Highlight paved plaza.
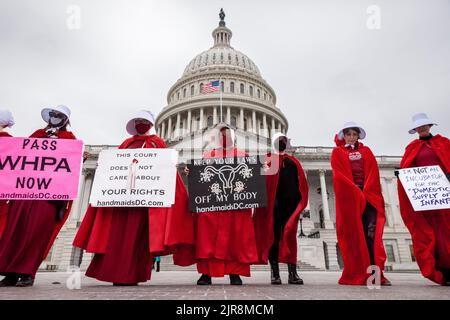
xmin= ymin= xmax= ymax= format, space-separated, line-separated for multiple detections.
xmin=0 ymin=271 xmax=448 ymax=300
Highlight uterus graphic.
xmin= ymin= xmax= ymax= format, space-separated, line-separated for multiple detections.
xmin=203 ymin=163 xmax=249 ymax=194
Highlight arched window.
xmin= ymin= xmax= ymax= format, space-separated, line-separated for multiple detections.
xmin=230 ymin=82 xmax=235 ymax=93
xmin=249 ymin=86 xmax=254 ymax=97
xmin=200 ymin=83 xmax=204 ymax=93
xmin=221 ymin=81 xmax=225 ymax=92
xmin=231 ymin=116 xmax=237 ymax=128
xmin=191 ymin=85 xmax=195 ymax=96
xmin=257 ymin=89 xmax=261 ymax=99
xmin=207 ymin=116 xmax=213 ymax=127
xmin=177 ymin=91 xmax=180 ymax=100
xmin=264 ymin=92 xmax=267 ymax=100
xmin=183 ymin=88 xmax=186 ymax=98
xmin=240 ymin=83 xmax=245 ymax=94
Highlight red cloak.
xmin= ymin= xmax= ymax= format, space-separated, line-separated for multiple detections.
xmin=73 ymin=135 xmax=196 ymax=266
xmin=331 ymin=137 xmax=388 ymax=285
xmin=398 ymin=134 xmax=450 ymax=285
xmin=253 ymin=153 xmax=309 ymax=265
xmin=0 ymin=132 xmax=13 ymax=239
xmin=194 ymin=147 xmax=259 ymax=277
xmin=0 ymin=129 xmax=75 ymax=261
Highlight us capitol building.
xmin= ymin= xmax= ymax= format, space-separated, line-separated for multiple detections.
xmin=44 ymin=10 xmax=419 ymax=273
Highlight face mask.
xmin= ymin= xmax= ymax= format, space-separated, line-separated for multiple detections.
xmin=277 ymin=139 xmax=287 ymax=152
xmin=49 ymin=116 xmax=66 ymax=128
xmin=135 ymin=123 xmax=151 ymax=135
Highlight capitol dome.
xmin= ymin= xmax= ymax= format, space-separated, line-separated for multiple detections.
xmin=155 ymin=9 xmax=288 ymax=149
xmin=182 ymin=47 xmax=261 ymax=78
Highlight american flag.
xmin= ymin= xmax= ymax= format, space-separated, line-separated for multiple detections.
xmin=201 ymin=80 xmax=221 ymax=93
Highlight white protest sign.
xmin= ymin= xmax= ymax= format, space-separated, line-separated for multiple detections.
xmin=398 ymin=165 xmax=450 ymax=211
xmin=89 ymin=148 xmax=178 ymax=207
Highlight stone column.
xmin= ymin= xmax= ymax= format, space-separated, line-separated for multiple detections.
xmin=271 ymin=117 xmax=275 ymax=138
xmin=187 ymin=110 xmax=192 ymax=134
xmin=240 ymin=108 xmax=244 ymax=130
xmin=79 ymin=170 xmax=94 ymax=221
xmin=226 ymin=106 xmax=231 ymax=125
xmin=176 ymin=113 xmax=181 ymax=138
xmin=161 ymin=120 xmax=166 ymax=139
xmin=319 ymin=169 xmax=334 ymax=229
xmin=381 ymin=177 xmax=393 ymax=227
xmin=200 ymin=108 xmax=204 ymax=130
xmin=263 ymin=114 xmax=267 ymax=137
xmin=277 ymin=121 xmax=282 ymax=132
xmin=252 ymin=110 xmax=257 ymax=134
xmin=303 ymin=170 xmax=311 ymax=212
xmin=68 ymin=172 xmax=86 ymax=224
xmin=213 ymin=107 xmax=218 ymax=124
xmin=167 ymin=117 xmax=172 ymax=140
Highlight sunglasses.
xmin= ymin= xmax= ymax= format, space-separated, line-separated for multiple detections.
xmin=49 ymin=111 xmax=65 ymax=118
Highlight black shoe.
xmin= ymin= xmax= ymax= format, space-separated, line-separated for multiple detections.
xmin=382 ymin=278 xmax=392 ymax=286
xmin=0 ymin=275 xmax=19 ymax=287
xmin=270 ymin=260 xmax=282 ymax=285
xmin=197 ymin=274 xmax=212 ymax=285
xmin=229 ymin=274 xmax=242 ymax=285
xmin=440 ymin=268 xmax=450 ymax=286
xmin=288 ymin=264 xmax=304 ymax=285
xmin=15 ymin=276 xmax=34 ymax=287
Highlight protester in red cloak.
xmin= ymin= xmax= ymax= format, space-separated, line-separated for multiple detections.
xmin=185 ymin=123 xmax=259 ymax=285
xmin=253 ymin=132 xmax=309 ymax=285
xmin=73 ymin=110 xmax=195 ymax=285
xmin=0 ymin=105 xmax=78 ymax=287
xmin=0 ymin=110 xmax=15 ymax=241
xmin=397 ymin=113 xmax=450 ymax=286
xmin=331 ymin=122 xmax=390 ymax=286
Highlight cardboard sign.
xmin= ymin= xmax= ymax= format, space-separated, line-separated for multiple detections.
xmin=89 ymin=148 xmax=178 ymax=207
xmin=187 ymin=155 xmax=267 ymax=213
xmin=0 ymin=137 xmax=84 ymax=200
xmin=398 ymin=165 xmax=450 ymax=211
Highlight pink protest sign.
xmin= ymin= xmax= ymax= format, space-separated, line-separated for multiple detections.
xmin=0 ymin=137 xmax=84 ymax=200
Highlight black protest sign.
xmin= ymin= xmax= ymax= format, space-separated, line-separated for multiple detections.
xmin=187 ymin=155 xmax=267 ymax=213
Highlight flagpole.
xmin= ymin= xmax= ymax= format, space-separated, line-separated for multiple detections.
xmin=219 ymin=76 xmax=223 ymax=123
